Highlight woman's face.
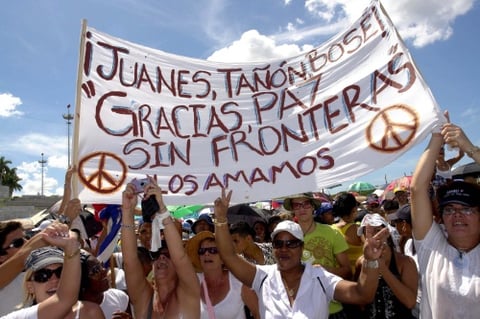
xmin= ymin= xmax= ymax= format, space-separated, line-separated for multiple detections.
xmin=26 ymin=263 xmax=63 ymax=303
xmin=272 ymin=232 xmax=303 ymax=271
xmin=254 ymin=222 xmax=266 ymax=241
xmin=85 ymin=257 xmax=109 ymax=293
xmin=231 ymin=233 xmax=248 ymax=254
xmin=199 ymin=239 xmax=221 ymax=270
xmin=0 ymin=228 xmax=25 ymax=265
xmin=152 ymin=248 xmax=177 ymax=281
xmin=442 ymin=204 xmax=480 ymax=239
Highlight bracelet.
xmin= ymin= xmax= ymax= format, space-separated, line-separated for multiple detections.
xmin=162 ymin=216 xmax=176 ymax=226
xmin=214 ymin=220 xmax=228 ymax=226
xmin=57 ymin=215 xmax=71 ymax=225
xmin=65 ymin=247 xmax=81 ymax=259
xmin=466 ymin=145 xmax=480 ymax=158
xmin=159 ymin=206 xmax=168 ymax=214
xmin=363 ymin=259 xmax=379 ymax=269
xmin=121 ymin=224 xmax=136 ymax=230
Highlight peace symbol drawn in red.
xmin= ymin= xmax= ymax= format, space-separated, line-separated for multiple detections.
xmin=366 ymin=104 xmax=418 ymax=152
xmin=78 ymin=152 xmax=128 ymax=194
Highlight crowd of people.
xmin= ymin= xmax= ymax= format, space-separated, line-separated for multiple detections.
xmin=0 ymin=121 xmax=479 ymax=319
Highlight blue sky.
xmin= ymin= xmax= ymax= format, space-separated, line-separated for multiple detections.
xmin=1 ymin=0 xmax=479 ymax=198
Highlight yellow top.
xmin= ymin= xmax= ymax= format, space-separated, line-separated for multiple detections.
xmin=332 ymin=223 xmax=363 ymax=274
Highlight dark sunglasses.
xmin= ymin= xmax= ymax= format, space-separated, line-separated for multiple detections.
xmin=0 ymin=238 xmax=25 ymax=256
xmin=291 ymin=201 xmax=313 ymax=210
xmin=272 ymin=239 xmax=303 ymax=249
xmin=149 ymin=249 xmax=170 ymax=261
xmin=198 ymin=247 xmax=219 ymax=255
xmin=32 ymin=266 xmax=63 ymax=283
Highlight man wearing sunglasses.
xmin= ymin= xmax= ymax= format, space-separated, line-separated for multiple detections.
xmin=214 ymin=189 xmax=389 ymax=319
xmin=0 ymin=221 xmax=51 ymax=316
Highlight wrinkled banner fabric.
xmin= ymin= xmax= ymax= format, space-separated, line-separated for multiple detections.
xmin=73 ymin=0 xmax=442 ymax=205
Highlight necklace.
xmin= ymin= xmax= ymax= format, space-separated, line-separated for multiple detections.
xmin=303 ymin=220 xmax=315 ymax=235
xmin=281 ymin=269 xmax=303 ymax=298
xmin=282 ymin=278 xmax=298 ymax=297
xmin=286 ymin=286 xmax=296 ymax=297
xmin=454 ymin=250 xmax=469 ymax=269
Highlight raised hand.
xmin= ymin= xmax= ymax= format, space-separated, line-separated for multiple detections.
xmin=65 ymin=164 xmax=76 ymax=182
xmin=213 ymin=188 xmax=232 ymax=221
xmin=122 ymin=183 xmax=138 ymax=214
xmin=144 ymin=176 xmax=167 ymax=213
xmin=363 ymin=226 xmax=389 ymax=261
xmin=40 ymin=222 xmax=79 ymax=252
xmin=442 ymin=123 xmax=473 ymax=151
xmin=63 ymin=198 xmax=82 ymax=223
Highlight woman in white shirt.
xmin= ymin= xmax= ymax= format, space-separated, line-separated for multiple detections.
xmin=186 ymin=231 xmax=259 ymax=319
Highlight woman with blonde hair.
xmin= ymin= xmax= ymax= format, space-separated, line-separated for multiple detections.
xmin=121 ymin=178 xmax=200 ymax=319
xmin=186 ymin=231 xmax=259 ymax=319
xmin=4 ymin=219 xmax=104 ymax=319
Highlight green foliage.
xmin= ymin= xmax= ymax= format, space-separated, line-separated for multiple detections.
xmin=0 ymin=156 xmax=22 ymax=197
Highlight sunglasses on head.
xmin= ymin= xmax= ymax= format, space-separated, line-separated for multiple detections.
xmin=88 ymin=263 xmax=104 ymax=277
xmin=198 ymin=247 xmax=218 ymax=255
xmin=32 ymin=266 xmax=63 ymax=283
xmin=272 ymin=239 xmax=303 ymax=249
xmin=149 ymin=249 xmax=170 ymax=261
xmin=0 ymin=238 xmax=25 ymax=256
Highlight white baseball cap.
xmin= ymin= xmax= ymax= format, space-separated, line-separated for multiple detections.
xmin=271 ymin=220 xmax=304 ymax=241
xmin=357 ymin=213 xmax=388 ymax=236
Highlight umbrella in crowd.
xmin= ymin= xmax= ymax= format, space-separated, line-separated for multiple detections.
xmin=168 ymin=205 xmax=205 ymax=218
xmin=451 ymin=161 xmax=480 ymax=179
xmin=227 ymin=204 xmax=268 ymax=227
xmin=383 ymin=175 xmax=412 ymax=200
xmin=312 ymin=192 xmax=332 ymax=203
xmin=347 ymin=181 xmax=376 ymax=196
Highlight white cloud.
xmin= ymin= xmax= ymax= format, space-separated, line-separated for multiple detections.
xmin=305 ymin=0 xmax=346 ymax=22
xmin=0 ymin=92 xmax=23 ymax=117
xmin=5 ymin=134 xmax=67 ymax=196
xmin=204 ymin=0 xmax=474 ymax=64
xmin=16 ymin=161 xmax=39 ymax=175
xmin=286 ymin=22 xmax=296 ymax=32
xmin=48 ymin=155 xmax=69 ymax=170
xmin=300 ymin=0 xmax=475 ymax=48
xmin=4 ymin=133 xmax=66 ymax=157
xmin=461 ymin=107 xmax=479 ymax=118
xmin=208 ymin=30 xmax=314 ymax=62
xmin=15 ymin=160 xmax=61 ymax=196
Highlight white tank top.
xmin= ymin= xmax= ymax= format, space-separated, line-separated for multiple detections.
xmin=198 ymin=272 xmax=246 ymax=319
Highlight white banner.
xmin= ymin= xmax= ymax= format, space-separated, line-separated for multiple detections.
xmin=74 ymin=0 xmax=442 ymax=205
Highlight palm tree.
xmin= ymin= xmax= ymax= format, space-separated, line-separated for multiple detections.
xmin=2 ymin=168 xmax=22 ymax=197
xmin=0 ymin=156 xmax=12 ymax=180
xmin=0 ymin=156 xmax=22 ymax=197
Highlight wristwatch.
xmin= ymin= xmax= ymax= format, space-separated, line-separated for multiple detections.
xmin=57 ymin=215 xmax=71 ymax=225
xmin=364 ymin=259 xmax=379 ymax=269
